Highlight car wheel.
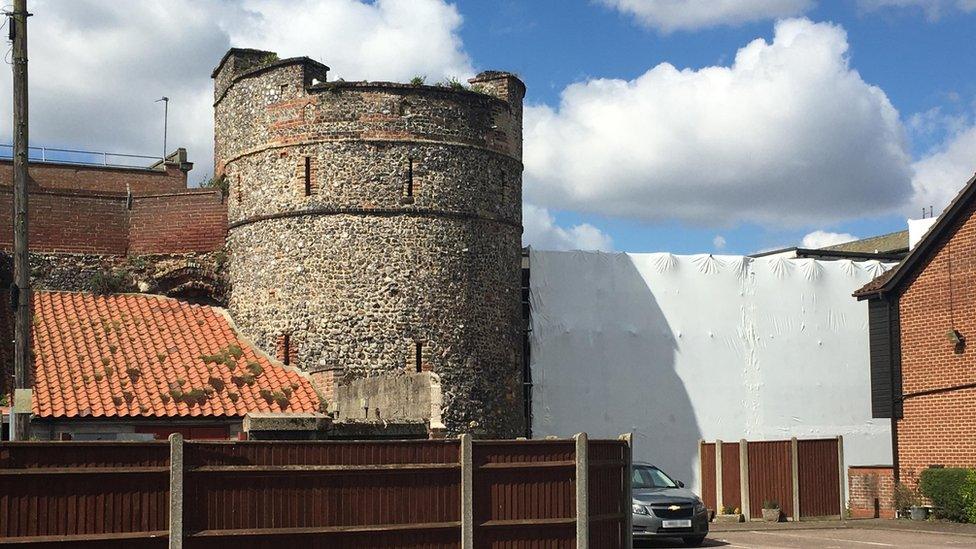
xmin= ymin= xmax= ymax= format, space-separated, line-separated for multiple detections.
xmin=683 ymin=535 xmax=706 ymax=547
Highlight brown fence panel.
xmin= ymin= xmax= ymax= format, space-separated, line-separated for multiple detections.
xmin=699 ymin=443 xmax=716 ymax=511
xmin=473 ymin=440 xmax=576 ymax=549
xmin=747 ymin=441 xmax=793 ymax=520
xmin=720 ymin=442 xmax=741 ymax=512
xmin=182 ymin=440 xmax=461 ymax=548
xmin=1 ymin=437 xmax=628 ymax=548
xmin=0 ymin=442 xmax=169 ymax=547
xmin=798 ymin=438 xmax=840 ymax=518
xmin=588 ymin=440 xmax=627 ymax=549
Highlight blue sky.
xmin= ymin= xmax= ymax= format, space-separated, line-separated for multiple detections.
xmin=453 ymin=0 xmax=976 ymax=253
xmin=4 ymin=0 xmax=976 ymax=256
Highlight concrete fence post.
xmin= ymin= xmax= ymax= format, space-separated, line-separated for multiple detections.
xmin=575 ymin=433 xmax=589 ymax=549
xmin=715 ymin=440 xmax=724 ymax=513
xmin=739 ymin=439 xmax=750 ymax=521
xmin=619 ymin=433 xmax=633 ymax=549
xmin=791 ymin=437 xmax=800 ymax=521
xmin=168 ymin=433 xmax=184 ymax=549
xmin=837 ymin=435 xmax=846 ymax=519
xmin=460 ymin=434 xmax=474 ymax=549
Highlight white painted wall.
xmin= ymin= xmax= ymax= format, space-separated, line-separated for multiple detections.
xmin=529 ymin=251 xmax=893 ymax=496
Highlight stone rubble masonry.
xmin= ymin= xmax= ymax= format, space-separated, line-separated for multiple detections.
xmin=896 ymin=190 xmax=976 ymax=485
xmin=848 ymin=466 xmax=895 ymax=519
xmin=0 ymin=251 xmax=228 ymax=304
xmin=214 ymin=48 xmax=526 ymax=437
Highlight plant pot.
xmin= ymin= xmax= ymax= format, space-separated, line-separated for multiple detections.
xmin=762 ymin=508 xmax=782 ymax=522
xmin=714 ymin=513 xmax=744 ymax=523
xmin=910 ymin=506 xmax=928 ymax=521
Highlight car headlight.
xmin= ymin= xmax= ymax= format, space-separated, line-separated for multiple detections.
xmin=632 ymin=502 xmax=650 ymax=515
xmin=694 ymin=500 xmax=706 ymax=514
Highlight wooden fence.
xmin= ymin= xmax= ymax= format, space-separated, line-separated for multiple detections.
xmin=699 ymin=437 xmax=844 ymax=521
xmin=0 ymin=434 xmax=631 ymax=548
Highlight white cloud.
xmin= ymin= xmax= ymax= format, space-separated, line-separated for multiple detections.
xmin=600 ymin=0 xmax=813 ymax=32
xmin=909 ymin=123 xmax=976 ymax=215
xmin=0 ymin=0 xmax=472 ymax=178
xmin=523 ymin=204 xmax=614 ymax=251
xmin=231 ymin=0 xmax=473 ymax=83
xmin=857 ymin=0 xmax=976 ymax=20
xmin=523 ymin=18 xmax=913 ymax=228
xmin=801 ymin=230 xmax=857 ymax=249
xmin=712 ymin=235 xmax=727 ymax=250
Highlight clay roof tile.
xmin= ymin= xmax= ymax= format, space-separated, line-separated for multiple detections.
xmin=0 ymin=291 xmax=320 ymax=419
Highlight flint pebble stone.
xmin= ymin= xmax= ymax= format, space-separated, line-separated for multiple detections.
xmin=213 ymin=49 xmax=526 ymax=437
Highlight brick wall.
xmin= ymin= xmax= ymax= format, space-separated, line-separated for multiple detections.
xmin=129 ymin=190 xmax=227 ymax=254
xmin=0 ymin=159 xmax=188 ymax=194
xmin=897 ymin=197 xmax=976 ymax=484
xmin=848 ymin=466 xmax=895 ymax=519
xmin=0 ymin=186 xmax=226 ymax=256
xmin=0 ymin=188 xmax=129 ymax=254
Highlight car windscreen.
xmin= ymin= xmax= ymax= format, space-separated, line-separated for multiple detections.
xmin=632 ymin=465 xmax=678 ymax=489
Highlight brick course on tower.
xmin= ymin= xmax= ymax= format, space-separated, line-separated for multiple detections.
xmin=212 ymin=48 xmax=526 ymax=437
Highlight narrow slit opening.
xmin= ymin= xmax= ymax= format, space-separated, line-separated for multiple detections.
xmin=282 ymin=334 xmax=291 ymax=365
xmin=414 ymin=341 xmax=423 ymax=373
xmin=406 ymin=159 xmax=414 ymax=197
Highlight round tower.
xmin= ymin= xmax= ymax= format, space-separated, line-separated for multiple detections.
xmin=212 ymin=49 xmax=525 ymax=436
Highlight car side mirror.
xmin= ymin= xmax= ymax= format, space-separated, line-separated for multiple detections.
xmin=677 ymin=480 xmax=685 ymax=488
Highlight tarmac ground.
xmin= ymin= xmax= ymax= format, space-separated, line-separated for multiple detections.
xmin=634 ymin=519 xmax=976 ymax=548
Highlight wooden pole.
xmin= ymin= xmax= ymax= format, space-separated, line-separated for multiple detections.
xmin=9 ymin=0 xmax=31 ymax=441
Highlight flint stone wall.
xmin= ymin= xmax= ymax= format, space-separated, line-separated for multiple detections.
xmin=214 ymin=51 xmax=526 ymax=437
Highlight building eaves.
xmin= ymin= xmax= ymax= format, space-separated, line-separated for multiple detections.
xmin=854 ymin=172 xmax=976 ymax=300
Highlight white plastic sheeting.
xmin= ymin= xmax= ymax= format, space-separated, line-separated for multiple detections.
xmin=529 ymin=251 xmax=893 ymax=494
xmin=909 ymin=217 xmax=938 ymax=250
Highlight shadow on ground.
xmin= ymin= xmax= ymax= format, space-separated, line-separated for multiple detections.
xmin=634 ymin=535 xmax=729 ymax=548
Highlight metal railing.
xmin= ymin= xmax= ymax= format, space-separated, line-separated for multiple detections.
xmin=0 ymin=144 xmax=164 ymax=169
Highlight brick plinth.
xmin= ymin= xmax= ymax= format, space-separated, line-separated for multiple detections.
xmin=848 ymin=466 xmax=895 ymax=519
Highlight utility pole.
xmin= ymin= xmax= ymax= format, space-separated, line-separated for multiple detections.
xmin=9 ymin=0 xmax=30 ymax=441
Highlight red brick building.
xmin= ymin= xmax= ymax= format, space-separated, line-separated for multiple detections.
xmin=0 ymin=149 xmax=226 ymax=256
xmin=856 ymin=172 xmax=976 ymax=487
xmin=0 ymin=148 xmax=275 ymax=439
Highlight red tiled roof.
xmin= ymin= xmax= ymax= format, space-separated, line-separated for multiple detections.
xmin=20 ymin=291 xmax=320 ymax=418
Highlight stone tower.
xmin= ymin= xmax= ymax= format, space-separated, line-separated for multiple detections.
xmin=212 ymin=49 xmax=525 ymax=436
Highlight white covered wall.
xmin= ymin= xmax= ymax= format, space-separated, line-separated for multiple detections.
xmin=529 ymin=251 xmax=893 ymax=495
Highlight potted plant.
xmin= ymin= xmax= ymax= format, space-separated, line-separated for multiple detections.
xmin=910 ymin=503 xmax=929 ymax=521
xmin=714 ymin=505 xmax=744 ymax=523
xmin=762 ymin=500 xmax=782 ymax=522
xmin=893 ymin=482 xmax=927 ymax=520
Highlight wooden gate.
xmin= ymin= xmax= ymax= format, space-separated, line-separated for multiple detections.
xmin=699 ymin=437 xmax=843 ymax=520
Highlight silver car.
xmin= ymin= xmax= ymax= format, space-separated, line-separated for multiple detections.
xmin=632 ymin=462 xmax=709 ymax=547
